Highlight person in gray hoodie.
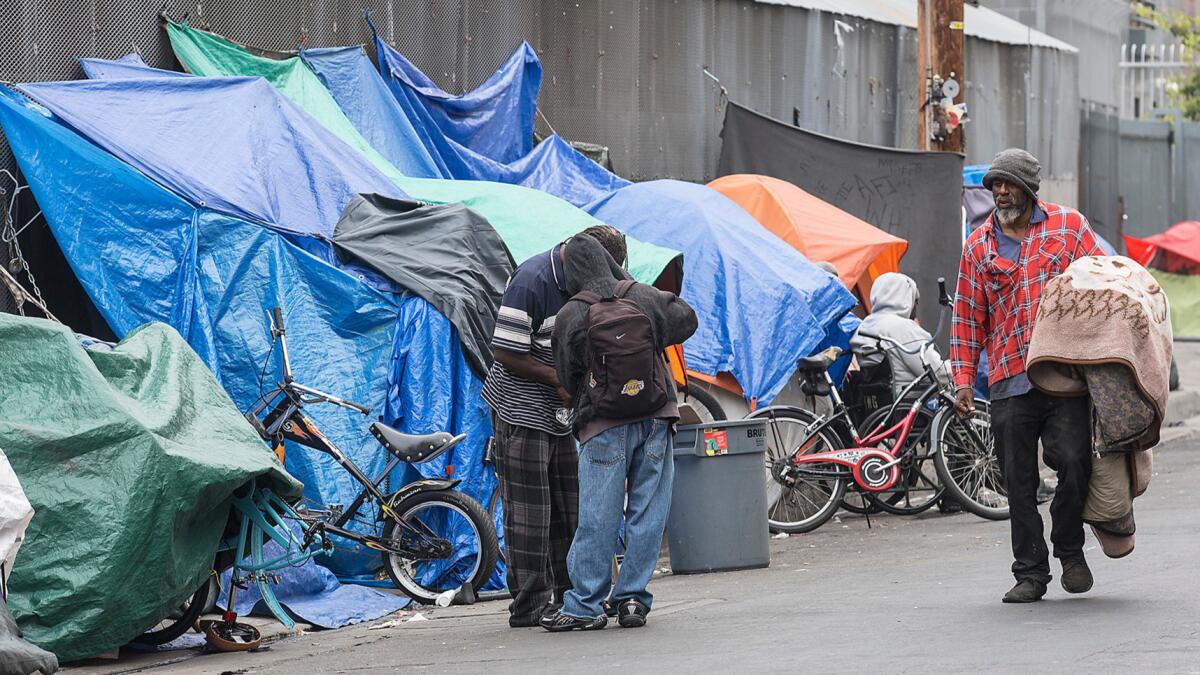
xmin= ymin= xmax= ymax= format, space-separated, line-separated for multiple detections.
xmin=541 ymin=234 xmax=697 ymax=632
xmin=849 ymin=272 xmax=951 ymax=397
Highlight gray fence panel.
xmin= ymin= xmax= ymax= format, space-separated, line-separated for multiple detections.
xmin=1175 ymin=120 xmax=1200 ymax=225
xmin=1118 ymin=118 xmax=1174 ymax=238
xmin=1079 ymin=106 xmax=1121 ymax=245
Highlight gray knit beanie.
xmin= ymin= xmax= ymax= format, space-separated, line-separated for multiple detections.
xmin=982 ymin=148 xmax=1041 ymax=199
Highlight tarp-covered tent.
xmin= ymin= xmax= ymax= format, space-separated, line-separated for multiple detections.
xmin=589 ymin=180 xmax=857 ymax=405
xmin=0 ymin=313 xmax=302 ymax=659
xmin=316 ymin=28 xmax=854 ymax=406
xmin=1127 ymin=221 xmax=1200 ymax=338
xmin=163 ymin=22 xmax=679 ymax=284
xmin=1125 ymin=221 xmax=1200 ymax=275
xmin=718 ymin=101 xmax=963 ymax=338
xmin=707 ymin=174 xmax=908 ymax=304
xmin=0 ymin=86 xmax=491 ymax=595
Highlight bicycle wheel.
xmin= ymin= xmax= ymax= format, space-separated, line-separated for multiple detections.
xmin=747 ymin=407 xmax=847 ymax=534
xmin=861 ymin=405 xmax=944 ymax=516
xmin=129 ymin=575 xmax=212 ymax=647
xmin=932 ymin=407 xmax=1010 ymax=520
xmin=381 ymin=489 xmax=499 ymax=603
xmin=679 ymin=382 xmax=728 ymax=422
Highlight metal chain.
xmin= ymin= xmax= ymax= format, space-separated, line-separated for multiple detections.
xmin=0 ymin=172 xmax=50 ymax=315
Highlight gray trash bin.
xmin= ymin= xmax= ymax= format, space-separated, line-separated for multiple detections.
xmin=666 ymin=419 xmax=770 ymax=574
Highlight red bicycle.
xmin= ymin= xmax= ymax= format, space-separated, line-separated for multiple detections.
xmin=749 ymin=279 xmax=1007 ymax=533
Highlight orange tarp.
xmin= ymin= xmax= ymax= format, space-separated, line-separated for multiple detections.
xmin=708 ymin=174 xmax=908 ymax=303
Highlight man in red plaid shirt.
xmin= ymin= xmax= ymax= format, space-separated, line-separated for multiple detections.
xmin=950 ymin=148 xmax=1105 ymax=604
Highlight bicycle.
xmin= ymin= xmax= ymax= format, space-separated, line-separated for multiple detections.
xmin=748 ymin=279 xmax=1008 ymax=533
xmin=132 ymin=307 xmax=499 ymax=647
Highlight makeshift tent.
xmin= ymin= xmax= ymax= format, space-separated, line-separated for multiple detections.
xmin=1125 ymin=221 xmax=1200 ymax=274
xmin=0 ymin=314 xmax=303 ymax=659
xmin=319 ymin=31 xmax=852 ymax=405
xmin=1126 ymin=222 xmax=1200 ymax=339
xmin=163 ymin=22 xmax=679 ymax=283
xmin=588 ymin=180 xmax=857 ymax=404
xmin=0 ymin=87 xmax=496 ymax=593
xmin=1149 ymin=271 xmax=1200 ymax=339
xmin=333 ymin=194 xmax=514 ymax=378
xmin=718 ymin=101 xmax=962 ymax=338
xmin=707 ymin=174 xmax=908 ymax=303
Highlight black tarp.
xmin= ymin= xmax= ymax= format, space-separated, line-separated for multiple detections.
xmin=717 ymin=101 xmax=964 ymax=337
xmin=332 ymin=194 xmax=515 ymax=378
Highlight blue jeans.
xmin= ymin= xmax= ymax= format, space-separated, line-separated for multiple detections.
xmin=561 ymin=419 xmax=674 ymax=619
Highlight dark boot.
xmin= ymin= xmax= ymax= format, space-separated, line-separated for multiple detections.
xmin=1060 ymin=555 xmax=1093 ymax=594
xmin=1002 ymin=579 xmax=1047 ymax=603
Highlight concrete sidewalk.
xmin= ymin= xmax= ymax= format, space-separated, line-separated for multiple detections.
xmin=69 ymin=434 xmax=1200 ymax=674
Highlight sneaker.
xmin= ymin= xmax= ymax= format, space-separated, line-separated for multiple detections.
xmin=1001 ymin=579 xmax=1047 ymax=604
xmin=509 ymin=601 xmax=561 ymax=628
xmin=540 ymin=609 xmax=607 ymax=632
xmin=616 ymin=599 xmax=649 ymax=628
xmin=1060 ymin=556 xmax=1093 ymax=594
xmin=602 ymin=600 xmax=618 ymax=618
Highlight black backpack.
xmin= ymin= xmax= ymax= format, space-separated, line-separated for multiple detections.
xmin=571 ymin=280 xmax=670 ymax=418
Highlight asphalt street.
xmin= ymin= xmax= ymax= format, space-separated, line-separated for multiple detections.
xmin=77 ymin=438 xmax=1200 ymax=674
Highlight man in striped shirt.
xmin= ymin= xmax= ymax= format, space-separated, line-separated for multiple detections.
xmin=483 ymin=225 xmax=629 ymax=628
xmin=950 ymin=148 xmax=1105 ymax=604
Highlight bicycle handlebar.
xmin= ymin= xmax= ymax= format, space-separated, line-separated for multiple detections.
xmin=272 ymin=306 xmax=285 ymax=334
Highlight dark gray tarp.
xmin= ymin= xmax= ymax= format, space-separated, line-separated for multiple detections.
xmin=717 ymin=101 xmax=964 ymax=337
xmin=332 ymin=194 xmax=515 ymax=378
xmin=0 ymin=602 xmax=56 ymax=675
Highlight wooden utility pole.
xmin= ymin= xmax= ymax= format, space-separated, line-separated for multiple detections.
xmin=917 ymin=0 xmax=966 ymax=152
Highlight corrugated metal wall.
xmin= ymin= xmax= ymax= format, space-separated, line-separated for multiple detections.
xmin=0 ymin=0 xmax=1078 ymax=185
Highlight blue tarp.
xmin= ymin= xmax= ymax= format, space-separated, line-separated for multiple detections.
xmin=80 ymin=53 xmax=191 ymax=80
xmin=341 ymin=29 xmax=854 ymax=404
xmin=587 ymin=180 xmax=858 ymax=404
xmin=963 ymin=164 xmax=988 ymax=187
xmin=0 ymin=87 xmax=412 ymax=621
xmin=370 ymin=17 xmax=539 ymax=163
xmin=22 ymin=76 xmax=403 ymax=241
xmin=306 ymin=41 xmax=629 ymax=207
xmin=9 ymin=78 xmax=503 ymax=588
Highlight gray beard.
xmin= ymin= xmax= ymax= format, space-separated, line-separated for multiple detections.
xmin=996 ymin=205 xmax=1024 ymax=226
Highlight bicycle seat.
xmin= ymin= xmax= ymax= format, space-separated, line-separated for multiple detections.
xmin=797 ymin=347 xmax=841 ymax=373
xmin=370 ymin=422 xmax=456 ymax=464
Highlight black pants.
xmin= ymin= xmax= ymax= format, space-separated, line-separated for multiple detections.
xmin=991 ymin=390 xmax=1092 ymax=585
xmin=492 ymin=415 xmax=579 ymax=624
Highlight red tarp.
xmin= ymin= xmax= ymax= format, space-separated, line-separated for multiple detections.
xmin=1125 ymin=221 xmax=1200 ymax=274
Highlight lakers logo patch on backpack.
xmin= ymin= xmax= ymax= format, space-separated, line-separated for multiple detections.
xmin=571 ymin=280 xmax=669 ymax=418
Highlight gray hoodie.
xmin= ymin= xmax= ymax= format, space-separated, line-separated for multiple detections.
xmin=849 ymin=272 xmax=951 ymax=395
xmin=553 ymin=234 xmax=698 ymax=442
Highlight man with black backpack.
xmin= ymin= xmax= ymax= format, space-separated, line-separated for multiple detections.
xmin=541 ymin=234 xmax=697 ymax=632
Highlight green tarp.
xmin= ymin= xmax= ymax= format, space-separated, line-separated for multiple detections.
xmin=0 ymin=315 xmax=300 ymax=660
xmin=1151 ymin=269 xmax=1200 ymax=339
xmin=165 ymin=22 xmax=681 ymax=284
